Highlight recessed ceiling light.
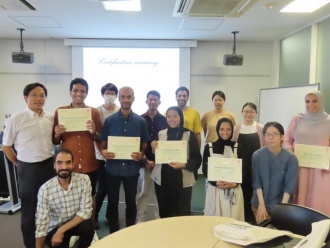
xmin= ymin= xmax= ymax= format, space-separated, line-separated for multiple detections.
xmin=281 ymin=0 xmax=330 ymax=12
xmin=102 ymin=0 xmax=141 ymax=12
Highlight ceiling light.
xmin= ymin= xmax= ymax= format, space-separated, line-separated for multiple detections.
xmin=102 ymin=0 xmax=141 ymax=11
xmin=281 ymin=0 xmax=330 ymax=12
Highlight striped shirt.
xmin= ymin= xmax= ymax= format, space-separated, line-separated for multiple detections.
xmin=35 ymin=173 xmax=92 ymax=238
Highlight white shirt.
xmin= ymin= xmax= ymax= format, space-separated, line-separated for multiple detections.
xmin=35 ymin=173 xmax=92 ymax=238
xmin=2 ymin=107 xmax=54 ymax=162
xmin=95 ymin=104 xmax=120 ymax=160
xmin=239 ymin=122 xmax=258 ymax=134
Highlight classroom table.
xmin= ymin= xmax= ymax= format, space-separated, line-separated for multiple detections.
xmin=89 ymin=216 xmax=248 ymax=248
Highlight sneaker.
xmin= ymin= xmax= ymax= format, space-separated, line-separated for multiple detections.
xmin=93 ymin=221 xmax=100 ymax=230
xmin=69 ymin=236 xmax=79 ymax=248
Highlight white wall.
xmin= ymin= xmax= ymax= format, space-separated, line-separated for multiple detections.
xmin=0 ymin=39 xmax=72 ymax=130
xmin=0 ymin=39 xmax=278 ymax=133
xmin=190 ymin=41 xmax=278 ymax=125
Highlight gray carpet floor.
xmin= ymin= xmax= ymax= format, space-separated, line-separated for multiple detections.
xmin=0 ymin=175 xmax=206 ymax=247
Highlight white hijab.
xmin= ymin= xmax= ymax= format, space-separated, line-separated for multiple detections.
xmin=293 ymin=90 xmax=330 ymax=145
xmin=298 ymin=90 xmax=330 ymax=123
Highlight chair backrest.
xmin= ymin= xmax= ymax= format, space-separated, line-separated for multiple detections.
xmin=271 ymin=203 xmax=330 ymax=242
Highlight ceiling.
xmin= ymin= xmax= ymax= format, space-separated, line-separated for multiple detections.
xmin=0 ymin=0 xmax=330 ymax=42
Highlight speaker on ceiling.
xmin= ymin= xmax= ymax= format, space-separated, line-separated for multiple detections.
xmin=12 ymin=52 xmax=34 ymax=64
xmin=223 ymin=54 xmax=243 ymax=66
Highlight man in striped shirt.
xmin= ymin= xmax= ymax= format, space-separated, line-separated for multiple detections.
xmin=35 ymin=149 xmax=94 ymax=248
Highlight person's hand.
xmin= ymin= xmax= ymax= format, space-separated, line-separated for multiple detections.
xmin=168 ymin=162 xmax=185 ymax=169
xmin=256 ymin=203 xmax=269 ymax=223
xmin=54 ymin=124 xmax=66 ymax=136
xmin=102 ymin=150 xmax=115 ymax=160
xmin=146 ymin=160 xmax=155 ymax=169
xmin=131 ymin=152 xmax=143 ymax=161
xmin=51 ymin=229 xmax=64 ymax=246
xmin=86 ymin=120 xmax=95 ymax=134
xmin=216 ymin=181 xmax=237 ymax=189
xmin=151 ymin=140 xmax=158 ymax=152
xmin=322 ymin=166 xmax=330 ymax=174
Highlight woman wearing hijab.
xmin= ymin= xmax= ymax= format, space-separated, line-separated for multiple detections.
xmin=284 ymin=90 xmax=330 ymax=216
xmin=202 ymin=118 xmax=244 ymax=221
xmin=151 ymin=106 xmax=202 ymax=218
xmin=232 ymin=103 xmax=265 ymax=224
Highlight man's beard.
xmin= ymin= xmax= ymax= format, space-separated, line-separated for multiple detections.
xmin=57 ymin=169 xmax=72 ymax=179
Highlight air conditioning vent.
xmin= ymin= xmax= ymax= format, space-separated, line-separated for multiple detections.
xmin=173 ymin=0 xmax=256 ymax=18
xmin=0 ymin=0 xmax=36 ymax=11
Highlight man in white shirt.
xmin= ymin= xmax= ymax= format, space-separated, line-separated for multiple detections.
xmin=2 ymin=83 xmax=55 ymax=248
xmin=94 ymin=83 xmax=120 ymax=229
xmin=35 ymin=149 xmax=94 ymax=248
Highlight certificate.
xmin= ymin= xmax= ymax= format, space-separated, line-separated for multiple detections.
xmin=207 ymin=157 xmax=242 ymax=183
xmin=155 ymin=141 xmax=187 ymax=164
xmin=107 ymin=136 xmax=140 ymax=160
xmin=294 ymin=144 xmax=330 ymax=169
xmin=58 ymin=108 xmax=91 ymax=132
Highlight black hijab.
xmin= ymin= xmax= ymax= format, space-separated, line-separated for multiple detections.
xmin=212 ymin=118 xmax=235 ymax=153
xmin=166 ymin=106 xmax=187 ymax=141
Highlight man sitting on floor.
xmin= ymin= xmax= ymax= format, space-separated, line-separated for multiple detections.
xmin=35 ymin=149 xmax=94 ymax=248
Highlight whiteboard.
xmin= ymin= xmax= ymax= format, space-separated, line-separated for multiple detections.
xmin=259 ymin=84 xmax=319 ymax=131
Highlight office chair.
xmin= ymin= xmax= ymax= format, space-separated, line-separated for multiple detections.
xmin=259 ymin=203 xmax=330 ymax=242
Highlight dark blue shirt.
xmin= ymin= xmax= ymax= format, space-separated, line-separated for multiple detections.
xmin=141 ymin=111 xmax=168 ymax=161
xmin=101 ymin=110 xmax=150 ymax=177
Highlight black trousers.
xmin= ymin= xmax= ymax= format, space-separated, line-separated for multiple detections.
xmin=105 ymin=173 xmax=139 ymax=234
xmin=46 ymin=219 xmax=94 ymax=248
xmin=154 ymin=165 xmax=192 ymax=218
xmin=17 ymin=157 xmax=55 ymax=248
xmin=95 ymin=159 xmax=107 ymax=220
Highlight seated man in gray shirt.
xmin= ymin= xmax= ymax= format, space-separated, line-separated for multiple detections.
xmin=35 ymin=149 xmax=94 ymax=248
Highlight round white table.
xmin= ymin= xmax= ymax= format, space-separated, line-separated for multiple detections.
xmin=90 ymin=216 xmax=241 ymax=248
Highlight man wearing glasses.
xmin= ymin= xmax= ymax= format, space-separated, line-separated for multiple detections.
xmin=2 ymin=83 xmax=56 ymax=248
xmin=53 ymin=78 xmax=102 ymax=225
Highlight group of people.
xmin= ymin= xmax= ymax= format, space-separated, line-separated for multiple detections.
xmin=201 ymin=89 xmax=330 ymax=226
xmin=1 ymin=77 xmax=330 ymax=248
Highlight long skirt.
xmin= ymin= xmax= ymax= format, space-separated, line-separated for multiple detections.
xmin=204 ymin=183 xmax=245 ymax=221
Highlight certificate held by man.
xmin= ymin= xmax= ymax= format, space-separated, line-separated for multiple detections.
xmin=58 ymin=108 xmax=92 ymax=132
xmin=207 ymin=157 xmax=242 ymax=183
xmin=294 ymin=143 xmax=330 ymax=169
xmin=107 ymin=136 xmax=141 ymax=160
xmin=155 ymin=141 xmax=187 ymax=164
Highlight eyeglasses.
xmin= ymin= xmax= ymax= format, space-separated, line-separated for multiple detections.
xmin=28 ymin=94 xmax=46 ymax=99
xmin=72 ymin=89 xmax=87 ymax=94
xmin=264 ymin=132 xmax=281 ymax=138
xmin=242 ymin=111 xmax=256 ymax=114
